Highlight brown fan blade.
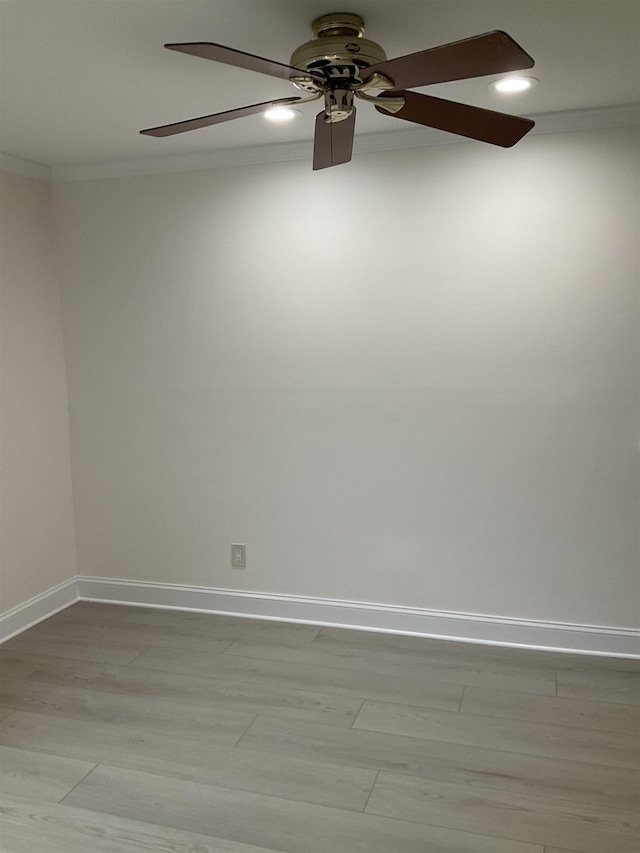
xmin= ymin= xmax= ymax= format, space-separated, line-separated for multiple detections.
xmin=361 ymin=30 xmax=533 ymax=90
xmin=313 ymin=109 xmax=357 ymax=170
xmin=376 ymin=90 xmax=534 ymax=148
xmin=140 ymin=98 xmax=301 ymax=137
xmin=165 ymin=42 xmax=323 ymax=82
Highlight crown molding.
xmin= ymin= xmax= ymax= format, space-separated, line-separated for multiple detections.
xmin=50 ymin=104 xmax=640 ymax=183
xmin=0 ymin=153 xmax=52 ymax=182
xmin=2 ymin=105 xmax=638 ymax=186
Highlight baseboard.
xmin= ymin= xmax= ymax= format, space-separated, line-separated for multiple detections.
xmin=2 ymin=575 xmax=636 ymax=657
xmin=0 ymin=578 xmax=78 ymax=643
xmin=75 ymin=576 xmax=639 ymax=658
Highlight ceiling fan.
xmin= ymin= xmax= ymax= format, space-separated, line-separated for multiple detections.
xmin=141 ymin=12 xmax=535 ymax=170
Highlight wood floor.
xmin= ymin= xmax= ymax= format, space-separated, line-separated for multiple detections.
xmin=0 ymin=602 xmax=638 ymax=852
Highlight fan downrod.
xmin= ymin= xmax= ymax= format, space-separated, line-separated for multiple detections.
xmin=311 ymin=12 xmax=365 ymax=39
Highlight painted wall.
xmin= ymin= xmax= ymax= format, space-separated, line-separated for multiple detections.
xmin=0 ymin=170 xmax=76 ymax=613
xmin=54 ymin=126 xmax=639 ymax=628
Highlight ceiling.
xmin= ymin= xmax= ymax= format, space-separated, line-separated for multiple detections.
xmin=1 ymin=0 xmax=639 ymax=168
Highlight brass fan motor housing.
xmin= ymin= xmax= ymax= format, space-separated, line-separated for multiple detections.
xmin=290 ymin=13 xmax=387 ymax=92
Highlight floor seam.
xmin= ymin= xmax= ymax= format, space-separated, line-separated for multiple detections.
xmin=57 ymin=762 xmax=100 ymax=804
xmin=124 ymin=649 xmax=148 ymax=666
xmin=361 ymin=769 xmax=379 ymax=813
xmin=350 ymin=697 xmax=367 ymax=728
xmin=233 ymin=713 xmax=260 ymax=746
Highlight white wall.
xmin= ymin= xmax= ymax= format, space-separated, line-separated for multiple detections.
xmin=0 ymin=170 xmax=76 ymax=613
xmin=54 ymin=126 xmax=639 ymax=629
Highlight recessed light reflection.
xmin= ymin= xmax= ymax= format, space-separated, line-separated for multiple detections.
xmin=491 ymin=76 xmax=538 ymax=94
xmin=264 ymin=106 xmax=300 ymax=121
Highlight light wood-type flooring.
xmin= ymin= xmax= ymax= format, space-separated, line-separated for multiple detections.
xmin=0 ymin=601 xmax=638 ymax=852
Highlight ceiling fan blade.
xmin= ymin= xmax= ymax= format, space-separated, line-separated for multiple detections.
xmin=361 ymin=30 xmax=533 ymax=90
xmin=313 ymin=109 xmax=357 ymax=170
xmin=376 ymin=90 xmax=534 ymax=147
xmin=140 ymin=97 xmax=301 ymax=137
xmin=165 ymin=42 xmax=322 ymax=82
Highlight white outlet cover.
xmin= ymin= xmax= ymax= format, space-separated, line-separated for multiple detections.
xmin=231 ymin=544 xmax=246 ymax=569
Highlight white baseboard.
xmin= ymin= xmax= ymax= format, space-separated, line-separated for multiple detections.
xmin=75 ymin=576 xmax=640 ymax=658
xmin=0 ymin=578 xmax=78 ymax=643
xmin=1 ymin=575 xmax=636 ymax=656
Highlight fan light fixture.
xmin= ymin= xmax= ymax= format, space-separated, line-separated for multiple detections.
xmin=264 ymin=105 xmax=300 ymax=121
xmin=141 ymin=14 xmax=537 ymax=169
xmin=491 ymin=76 xmax=538 ymax=93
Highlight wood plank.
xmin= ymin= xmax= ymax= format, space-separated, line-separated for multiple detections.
xmin=0 ymin=712 xmax=376 ymax=812
xmin=460 ymin=685 xmax=640 ymax=734
xmin=365 ymin=771 xmax=638 ymax=853
xmin=544 ymin=849 xmax=592 ymax=853
xmin=129 ymin=645 xmax=464 ymax=711
xmin=223 ymin=639 xmax=557 ymax=694
xmin=22 ymin=619 xmax=236 ymax=654
xmin=49 ymin=602 xmax=321 ymax=643
xmin=0 ymin=676 xmax=255 ymax=745
xmin=0 ymin=633 xmax=145 ymax=665
xmin=62 ymin=763 xmax=543 ymax=853
xmin=0 ymin=654 xmax=42 ymax=679
xmin=237 ymin=715 xmax=639 ymax=811
xmin=0 ymin=651 xmax=363 ymax=727
xmin=557 ymin=669 xmax=640 ymax=705
xmin=352 ymin=700 xmax=639 ymax=768
xmin=0 ymin=796 xmax=286 ymax=853
xmin=0 ymin=745 xmax=95 ymax=802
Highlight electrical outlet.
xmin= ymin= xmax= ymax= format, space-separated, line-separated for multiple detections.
xmin=231 ymin=544 xmax=246 ymax=569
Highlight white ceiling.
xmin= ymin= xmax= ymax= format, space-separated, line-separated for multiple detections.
xmin=1 ymin=0 xmax=639 ymax=168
